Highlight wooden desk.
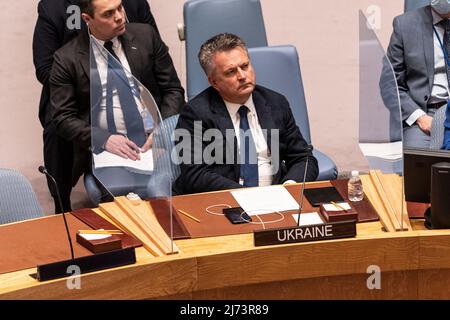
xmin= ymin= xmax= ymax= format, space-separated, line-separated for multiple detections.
xmin=2 ymin=218 xmax=450 ymax=299
xmin=1 ymin=185 xmax=450 ymax=299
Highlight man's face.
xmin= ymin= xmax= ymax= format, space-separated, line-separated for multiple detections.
xmin=208 ymin=47 xmax=256 ymax=104
xmin=82 ymin=0 xmax=126 ymax=41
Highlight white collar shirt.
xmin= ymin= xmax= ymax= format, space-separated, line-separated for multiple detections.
xmin=90 ymin=35 xmax=148 ymax=135
xmin=223 ymin=95 xmax=273 ymax=187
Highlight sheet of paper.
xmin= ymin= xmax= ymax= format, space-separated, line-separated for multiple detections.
xmin=323 ymin=202 xmax=351 ymax=211
xmin=292 ymin=212 xmax=324 ymax=226
xmin=358 ymin=141 xmax=403 ymax=160
xmin=79 ymin=233 xmax=112 ymax=241
xmin=231 ymin=185 xmax=299 ymax=216
xmin=93 ymin=149 xmax=153 ymax=173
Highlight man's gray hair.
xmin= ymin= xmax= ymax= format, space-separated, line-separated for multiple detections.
xmin=198 ymin=33 xmax=248 ymax=76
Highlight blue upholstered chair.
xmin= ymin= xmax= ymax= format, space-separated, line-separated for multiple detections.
xmin=181 ymin=0 xmax=268 ymax=100
xmin=248 ymin=45 xmax=338 ymax=181
xmin=404 ymin=0 xmax=430 ymax=12
xmin=430 ymin=105 xmax=447 ymax=150
xmin=0 ymin=169 xmax=44 ymax=224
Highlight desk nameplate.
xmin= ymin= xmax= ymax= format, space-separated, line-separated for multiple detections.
xmin=254 ymin=221 xmax=357 ymax=247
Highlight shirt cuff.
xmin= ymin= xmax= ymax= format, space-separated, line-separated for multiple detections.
xmin=406 ymin=109 xmax=426 ymax=126
xmin=283 ymin=180 xmax=297 ymax=185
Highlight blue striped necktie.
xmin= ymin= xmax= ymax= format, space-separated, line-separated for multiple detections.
xmin=104 ymin=41 xmax=146 ymax=147
xmin=238 ymin=105 xmax=259 ymax=187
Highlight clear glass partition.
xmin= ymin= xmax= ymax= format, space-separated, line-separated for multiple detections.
xmin=89 ymin=36 xmax=175 ymax=252
xmin=359 ymin=11 xmax=406 ymax=231
xmin=359 ymin=11 xmax=403 ymax=173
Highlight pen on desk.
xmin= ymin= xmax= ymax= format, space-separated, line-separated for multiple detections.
xmin=78 ymin=230 xmax=123 ymax=235
xmin=178 ymin=209 xmax=201 ymax=223
xmin=331 ymin=201 xmax=348 ymax=212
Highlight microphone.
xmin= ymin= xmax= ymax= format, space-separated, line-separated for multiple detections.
xmin=297 ymin=145 xmax=313 ymax=227
xmin=35 ymin=166 xmax=136 ymax=282
xmin=38 ymin=166 xmax=74 ymax=260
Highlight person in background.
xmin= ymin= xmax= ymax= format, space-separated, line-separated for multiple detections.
xmin=443 ymin=104 xmax=450 ymax=149
xmin=49 ymin=0 xmax=184 ymax=205
xmin=387 ymin=1 xmax=450 ymax=148
xmin=33 ymin=0 xmax=160 ymax=213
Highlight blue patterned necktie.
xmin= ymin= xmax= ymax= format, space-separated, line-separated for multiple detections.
xmin=238 ymin=106 xmax=259 ymax=187
xmin=104 ymin=41 xmax=146 ymax=147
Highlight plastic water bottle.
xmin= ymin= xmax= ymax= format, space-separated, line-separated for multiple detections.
xmin=348 ymin=170 xmax=364 ymax=202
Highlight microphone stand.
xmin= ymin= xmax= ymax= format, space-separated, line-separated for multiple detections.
xmin=39 ymin=166 xmax=74 ymax=259
xmin=36 ymin=166 xmax=136 ymax=281
xmin=297 ymin=146 xmax=312 ymax=227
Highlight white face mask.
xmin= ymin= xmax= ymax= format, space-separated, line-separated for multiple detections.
xmin=432 ymin=0 xmax=450 ymax=15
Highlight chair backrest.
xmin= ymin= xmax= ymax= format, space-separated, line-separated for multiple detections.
xmin=157 ymin=114 xmax=182 ymax=182
xmin=0 ymin=169 xmax=44 ymax=224
xmin=404 ymin=0 xmax=430 ymax=12
xmin=248 ymin=45 xmax=312 ymax=144
xmin=431 ymin=105 xmax=446 ymax=149
xmin=183 ymin=0 xmax=268 ymax=100
xmin=147 ymin=115 xmax=181 ymax=198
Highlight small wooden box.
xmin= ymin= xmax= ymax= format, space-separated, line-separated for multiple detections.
xmin=320 ymin=203 xmax=358 ymax=223
xmin=76 ymin=232 xmax=122 ymax=254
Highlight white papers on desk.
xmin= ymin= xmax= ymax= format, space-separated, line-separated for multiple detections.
xmin=292 ymin=212 xmax=325 ymax=226
xmin=230 ymin=185 xmax=299 ymax=216
xmin=78 ymin=233 xmax=112 ymax=241
xmin=93 ymin=149 xmax=153 ymax=174
xmin=358 ymin=141 xmax=403 ymax=160
xmin=323 ymin=202 xmax=352 ymax=211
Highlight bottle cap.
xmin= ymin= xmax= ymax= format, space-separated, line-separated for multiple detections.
xmin=351 ymin=170 xmax=359 ymax=177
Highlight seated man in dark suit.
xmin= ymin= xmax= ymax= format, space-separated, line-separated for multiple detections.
xmin=50 ymin=0 xmax=184 ymax=200
xmin=174 ymin=33 xmax=318 ymax=195
xmin=33 ymin=0 xmax=160 ymax=213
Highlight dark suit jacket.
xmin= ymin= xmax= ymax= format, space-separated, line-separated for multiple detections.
xmin=33 ymin=0 xmax=160 ymax=127
xmin=50 ymin=23 xmax=184 ymax=185
xmin=173 ymin=85 xmax=318 ymax=195
xmin=386 ymin=5 xmax=436 ymax=121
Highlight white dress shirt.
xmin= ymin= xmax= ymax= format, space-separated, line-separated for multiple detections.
xmin=406 ymin=10 xmax=449 ymax=126
xmin=223 ymin=95 xmax=274 ymax=187
xmin=91 ymin=35 xmax=150 ymax=135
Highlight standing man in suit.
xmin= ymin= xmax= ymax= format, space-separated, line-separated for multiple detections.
xmin=33 ymin=0 xmax=160 ymax=213
xmin=174 ymin=33 xmax=318 ymax=195
xmin=387 ymin=1 xmax=450 ymax=148
xmin=50 ymin=0 xmax=184 ymax=202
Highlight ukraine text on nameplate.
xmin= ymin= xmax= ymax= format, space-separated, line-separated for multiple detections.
xmin=253 ymin=221 xmax=357 ymax=247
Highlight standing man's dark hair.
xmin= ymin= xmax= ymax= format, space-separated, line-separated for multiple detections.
xmin=32 ymin=0 xmax=161 ymax=213
xmin=78 ymin=0 xmax=95 ymax=16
